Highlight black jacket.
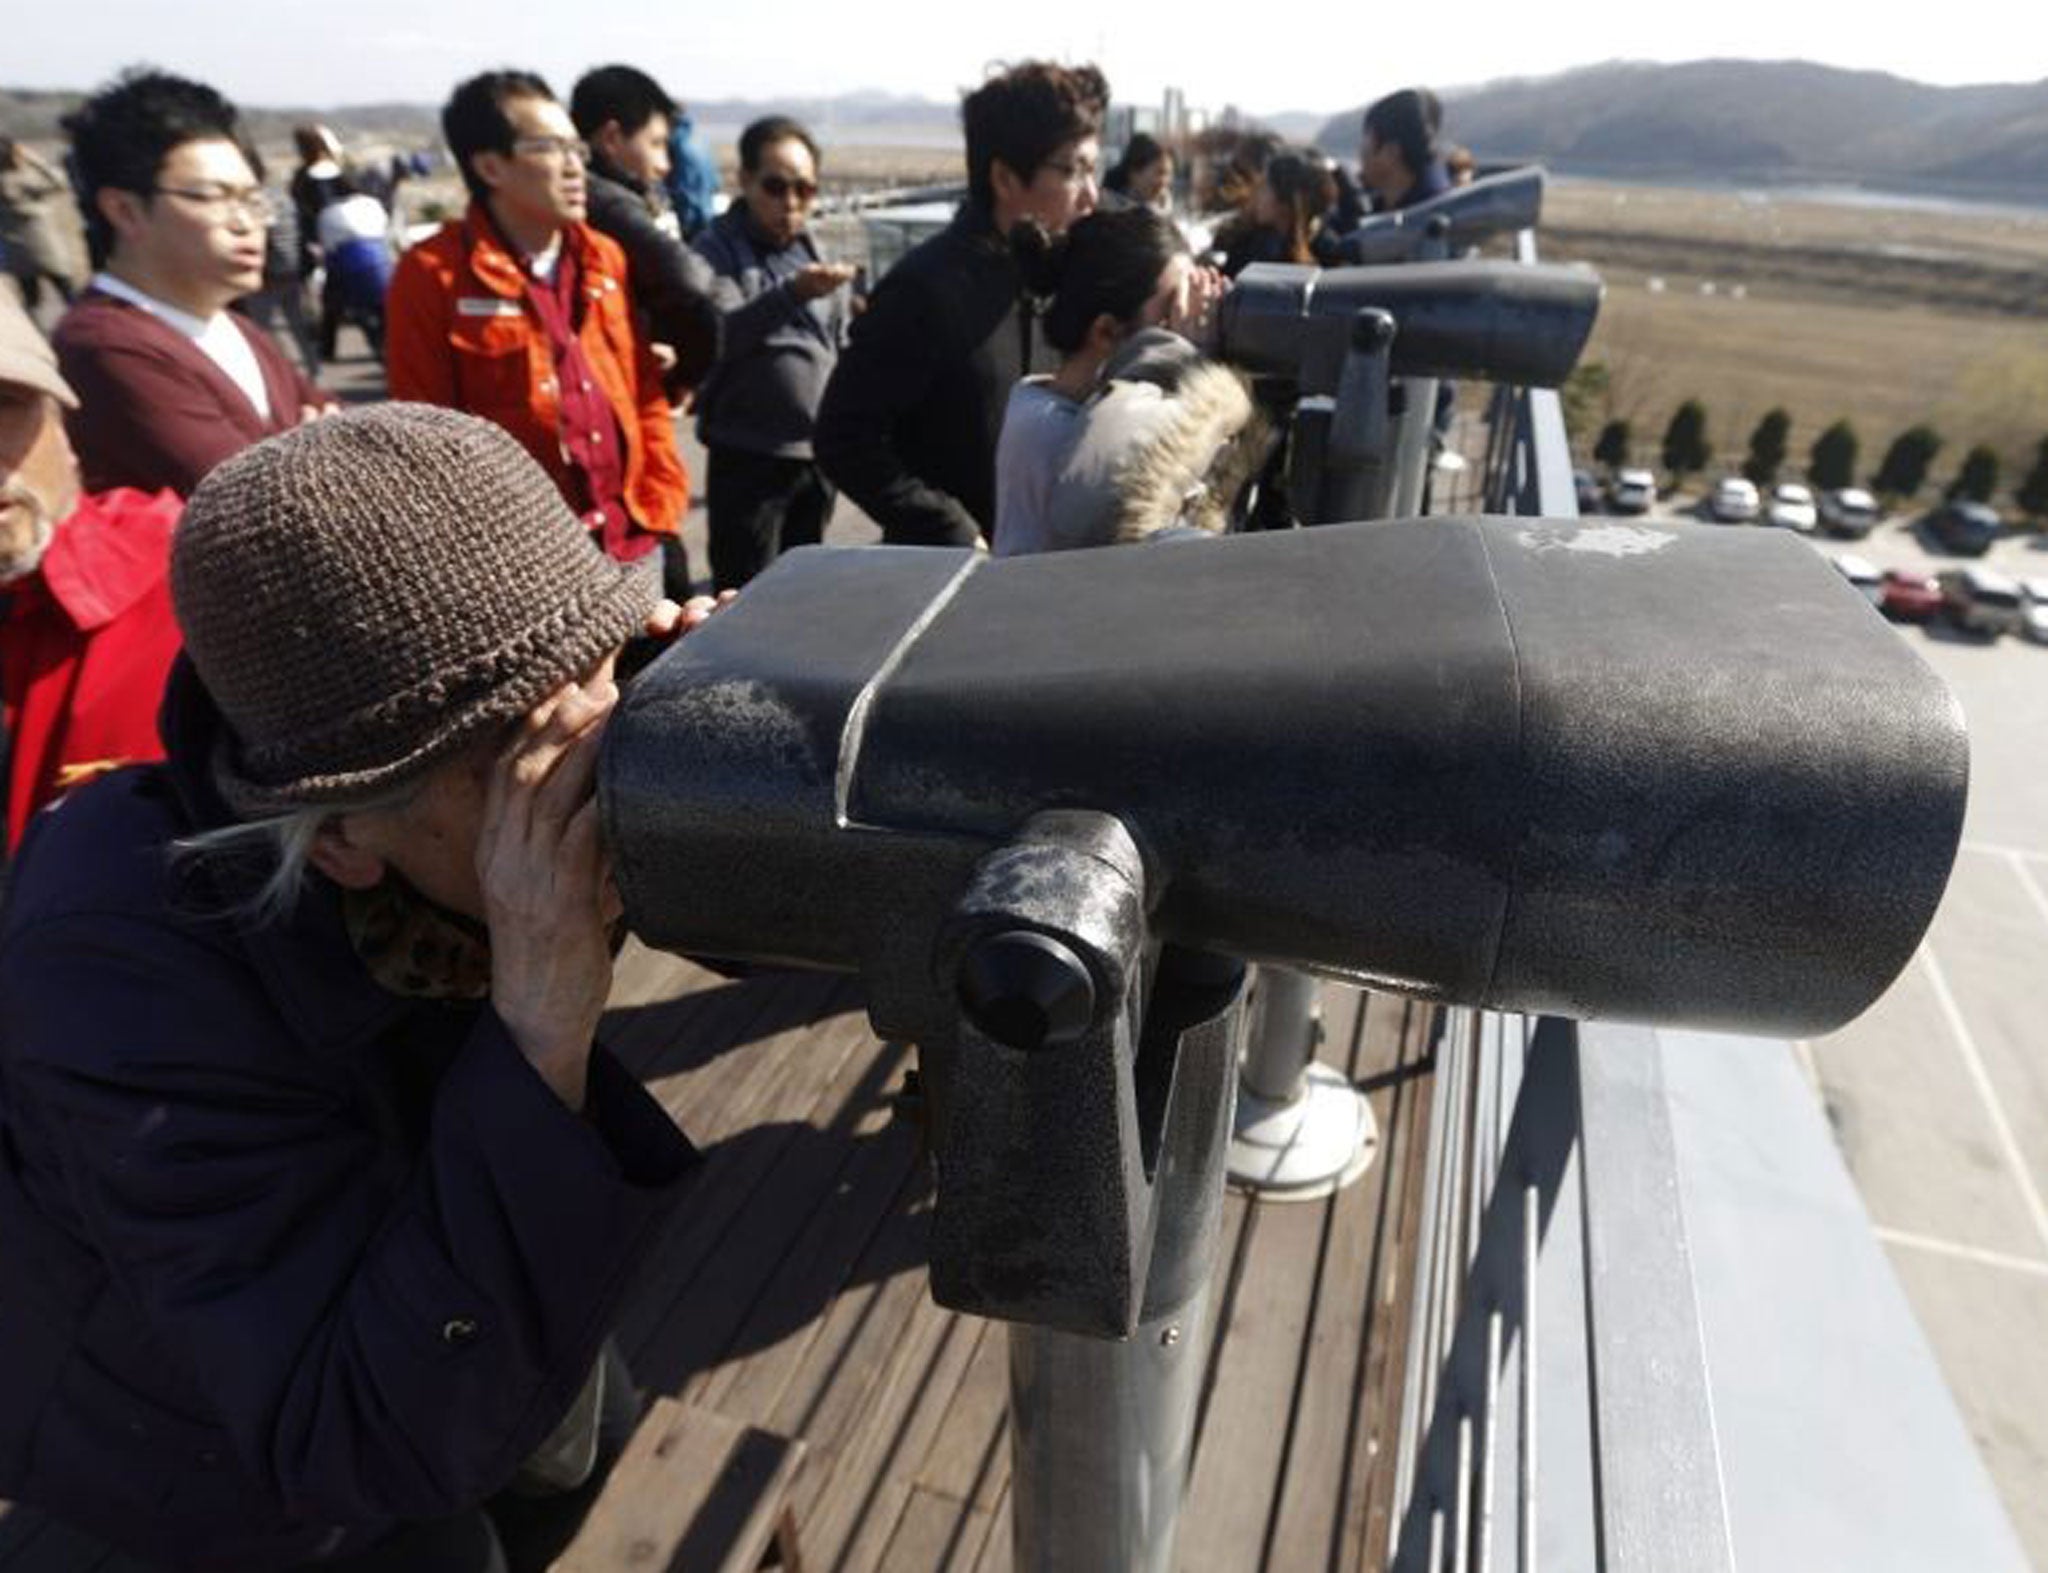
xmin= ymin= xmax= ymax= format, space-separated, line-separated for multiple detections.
xmin=0 ymin=661 xmax=698 ymax=1569
xmin=814 ymin=202 xmax=1055 ymax=546
xmin=583 ymin=158 xmax=722 ymax=395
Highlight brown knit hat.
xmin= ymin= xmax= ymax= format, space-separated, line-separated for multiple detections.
xmin=171 ymin=403 xmax=659 ymax=814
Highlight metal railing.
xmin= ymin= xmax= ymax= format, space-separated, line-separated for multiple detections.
xmin=1389 ymin=228 xmax=1795 ymax=1572
xmin=1381 ymin=225 xmax=2027 ymax=1573
xmin=1388 ymin=1013 xmax=1738 ymax=1573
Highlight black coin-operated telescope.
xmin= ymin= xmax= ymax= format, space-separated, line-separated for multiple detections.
xmin=1336 ymin=165 xmax=1546 ymax=265
xmin=602 ymin=521 xmax=1966 ymax=1573
xmin=1218 ymin=256 xmax=1602 ymax=523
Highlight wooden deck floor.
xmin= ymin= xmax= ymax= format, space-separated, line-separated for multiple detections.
xmin=0 ymin=947 xmax=1436 ymax=1573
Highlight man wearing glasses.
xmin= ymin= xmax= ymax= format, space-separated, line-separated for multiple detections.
xmin=51 ymin=70 xmax=333 ymax=497
xmin=387 ymin=72 xmax=692 ymax=598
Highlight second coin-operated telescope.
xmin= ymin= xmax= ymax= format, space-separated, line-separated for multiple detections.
xmin=1335 ymin=165 xmax=1547 ymax=265
xmin=1220 ymin=257 xmax=1602 ymax=394
xmin=1217 ymin=259 xmax=1602 ymax=522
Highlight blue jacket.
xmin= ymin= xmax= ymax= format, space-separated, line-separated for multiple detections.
xmin=0 ymin=660 xmax=698 ymax=1569
xmin=663 ymin=114 xmax=720 ymax=241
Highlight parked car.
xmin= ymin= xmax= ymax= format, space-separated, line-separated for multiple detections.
xmin=1765 ymin=482 xmax=1818 ymax=532
xmin=1830 ymin=554 xmax=1884 ymax=607
xmin=2023 ymin=579 xmax=2048 ymax=644
xmin=1879 ymin=568 xmax=1944 ymax=622
xmin=1574 ymin=468 xmax=1603 ymax=515
xmin=1706 ymin=476 xmax=1760 ymax=523
xmin=1607 ymin=467 xmax=1657 ymax=515
xmin=1922 ymin=499 xmax=2002 ymax=557
xmin=1819 ymin=487 xmax=1881 ymax=538
xmin=1938 ymin=567 xmax=2025 ymax=638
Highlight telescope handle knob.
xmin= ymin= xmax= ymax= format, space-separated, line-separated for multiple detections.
xmin=1351 ymin=306 xmax=1397 ymax=353
xmin=957 ymin=930 xmax=1097 ymax=1052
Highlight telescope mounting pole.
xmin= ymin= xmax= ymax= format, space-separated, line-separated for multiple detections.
xmin=917 ymin=813 xmax=1250 ymax=1573
xmin=1227 ymin=307 xmax=1391 ymax=1199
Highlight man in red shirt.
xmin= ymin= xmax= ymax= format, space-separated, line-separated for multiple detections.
xmin=387 ymin=71 xmax=692 ymax=597
xmin=52 ymin=69 xmax=332 ymax=498
xmin=0 ymin=291 xmax=181 ymax=858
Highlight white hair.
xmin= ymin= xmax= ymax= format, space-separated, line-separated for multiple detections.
xmin=172 ymin=778 xmax=421 ymax=924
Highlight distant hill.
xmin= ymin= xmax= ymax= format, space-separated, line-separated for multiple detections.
xmin=1314 ymin=61 xmax=2048 ymax=203
xmin=0 ymin=87 xmax=440 ymax=150
xmin=0 ymin=84 xmax=960 ymax=152
xmin=11 ymin=63 xmax=2048 ymax=203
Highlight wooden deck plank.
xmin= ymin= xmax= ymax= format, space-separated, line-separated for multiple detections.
xmin=1351 ymin=1003 xmax=1440 ymax=1573
xmin=825 ymin=1311 xmax=985 ymax=1573
xmin=689 ymin=1109 xmax=923 ymax=1415
xmin=1177 ymin=1181 xmax=1330 ymax=1569
xmin=969 ymin=1490 xmax=1012 ymax=1573
xmin=611 ymin=989 xmax=880 ymax=1378
xmin=549 ymin=1400 xmax=804 ymax=1573
xmin=1266 ymin=989 xmax=1432 ymax=1573
xmin=911 ymin=1318 xmax=1011 ymax=1513
xmin=790 ymin=1281 xmax=976 ymax=1573
xmin=628 ymin=1032 xmax=911 ymax=1397
xmin=619 ymin=966 xmax=853 ymax=1134
xmin=875 ymin=1486 xmax=996 ymax=1573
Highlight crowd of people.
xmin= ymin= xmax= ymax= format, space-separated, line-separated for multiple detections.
xmin=0 ymin=55 xmax=1462 ymax=1572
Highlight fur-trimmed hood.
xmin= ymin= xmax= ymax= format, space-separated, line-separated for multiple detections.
xmin=993 ymin=330 xmax=1268 ymax=558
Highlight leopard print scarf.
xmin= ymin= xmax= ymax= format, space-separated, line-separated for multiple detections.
xmin=342 ymin=877 xmax=493 ymax=1000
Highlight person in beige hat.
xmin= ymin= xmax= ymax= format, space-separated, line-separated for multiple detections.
xmin=0 ymin=286 xmax=182 ymax=859
xmin=0 ymin=402 xmax=714 ymax=1571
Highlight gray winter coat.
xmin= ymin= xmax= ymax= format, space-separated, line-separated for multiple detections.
xmin=691 ymin=208 xmax=851 ymax=459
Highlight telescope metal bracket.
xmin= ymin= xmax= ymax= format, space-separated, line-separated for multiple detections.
xmin=874 ymin=809 xmax=1244 ymax=1339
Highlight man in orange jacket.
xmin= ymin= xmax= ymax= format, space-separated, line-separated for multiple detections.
xmin=386 ymin=70 xmax=692 ymax=596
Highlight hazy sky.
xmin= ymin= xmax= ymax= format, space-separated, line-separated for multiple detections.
xmin=10 ymin=0 xmax=2036 ymax=116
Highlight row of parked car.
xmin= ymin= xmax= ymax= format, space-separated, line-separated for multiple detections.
xmin=1834 ymin=558 xmax=2048 ymax=641
xmin=1576 ymin=469 xmax=1887 ymax=538
xmin=1578 ymin=469 xmax=2016 ymax=559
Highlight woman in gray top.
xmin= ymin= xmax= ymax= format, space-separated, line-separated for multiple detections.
xmin=693 ymin=117 xmax=856 ymax=589
xmin=993 ymin=207 xmax=1249 ymax=557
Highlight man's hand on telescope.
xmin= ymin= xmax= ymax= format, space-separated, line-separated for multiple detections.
xmin=479 ymin=675 xmax=622 ymax=1113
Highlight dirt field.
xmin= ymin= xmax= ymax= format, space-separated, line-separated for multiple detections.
xmin=1536 ymin=178 xmax=2048 ymax=489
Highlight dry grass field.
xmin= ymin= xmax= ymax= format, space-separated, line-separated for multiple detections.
xmin=1538 ymin=178 xmax=2048 ymax=491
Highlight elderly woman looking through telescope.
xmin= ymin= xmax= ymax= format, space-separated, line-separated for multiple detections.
xmin=0 ymin=404 xmax=717 ymax=1572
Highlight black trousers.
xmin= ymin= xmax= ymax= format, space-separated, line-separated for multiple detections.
xmin=706 ymin=445 xmax=834 ymax=592
xmin=301 ymin=1343 xmax=641 ymax=1573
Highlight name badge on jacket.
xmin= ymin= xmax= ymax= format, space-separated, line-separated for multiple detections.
xmin=456 ymin=297 xmax=524 ymax=318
